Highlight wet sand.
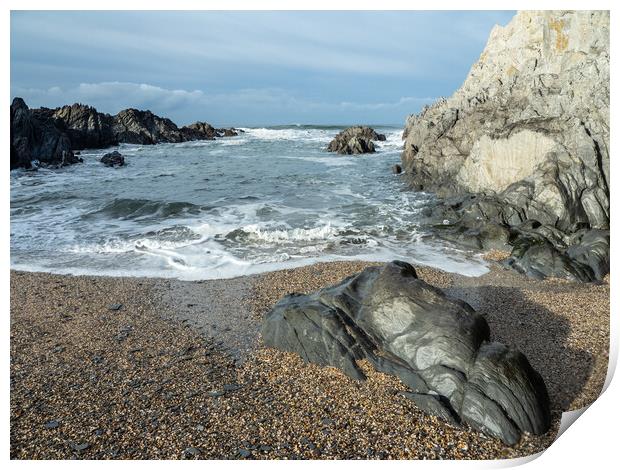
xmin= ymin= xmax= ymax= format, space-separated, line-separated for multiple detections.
xmin=10 ymin=260 xmax=609 ymax=459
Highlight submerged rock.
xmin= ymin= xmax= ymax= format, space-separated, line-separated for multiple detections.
xmin=262 ymin=261 xmax=551 ymax=445
xmin=100 ymin=151 xmax=125 ymax=167
xmin=400 ymin=11 xmax=609 ymax=281
xmin=327 ymin=126 xmax=386 ymax=154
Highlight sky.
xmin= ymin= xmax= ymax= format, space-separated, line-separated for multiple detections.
xmin=10 ymin=10 xmax=515 ymax=126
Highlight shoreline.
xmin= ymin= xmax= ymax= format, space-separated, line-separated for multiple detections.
xmin=10 ymin=260 xmax=609 ymax=459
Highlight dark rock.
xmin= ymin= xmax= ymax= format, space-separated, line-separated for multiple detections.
xmin=100 ymin=151 xmax=125 ymax=167
xmin=52 ymin=103 xmax=117 ymax=150
xmin=327 ymin=126 xmax=385 ymax=154
xmin=108 ymin=303 xmax=123 ymax=311
xmin=262 ymin=261 xmax=550 ymax=445
xmin=10 ymin=98 xmax=79 ymax=169
xmin=392 ymin=164 xmax=402 ymax=174
xmin=44 ymin=419 xmax=60 ymax=429
xmin=113 ymin=108 xmax=185 ymax=144
xmin=180 ymin=122 xmax=218 ymax=141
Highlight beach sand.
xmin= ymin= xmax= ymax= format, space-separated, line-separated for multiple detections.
xmin=10 ymin=260 xmax=609 ymax=459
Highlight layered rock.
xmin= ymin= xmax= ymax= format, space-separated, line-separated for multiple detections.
xmin=112 ymin=108 xmax=185 ymax=145
xmin=400 ymin=11 xmax=609 ymax=281
xmin=10 ymin=98 xmax=79 ymax=169
xmin=262 ymin=261 xmax=551 ymax=445
xmin=51 ymin=103 xmax=118 ymax=149
xmin=327 ymin=126 xmax=386 ymax=154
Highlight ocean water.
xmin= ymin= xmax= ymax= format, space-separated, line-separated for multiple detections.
xmin=10 ymin=125 xmax=488 ymax=280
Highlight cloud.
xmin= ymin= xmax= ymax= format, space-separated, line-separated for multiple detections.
xmin=12 ymin=81 xmax=438 ymax=126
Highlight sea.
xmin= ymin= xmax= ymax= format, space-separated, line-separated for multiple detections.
xmin=10 ymin=125 xmax=488 ymax=280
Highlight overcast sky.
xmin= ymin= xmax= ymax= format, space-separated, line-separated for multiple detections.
xmin=11 ymin=10 xmax=514 ymax=126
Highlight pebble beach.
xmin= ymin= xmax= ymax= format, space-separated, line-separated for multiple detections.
xmin=10 ymin=259 xmax=609 ymax=460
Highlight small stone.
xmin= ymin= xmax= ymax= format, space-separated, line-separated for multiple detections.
xmin=108 ymin=303 xmax=123 ymax=311
xmin=71 ymin=442 xmax=90 ymax=452
xmin=223 ymin=384 xmax=241 ymax=392
xmin=237 ymin=449 xmax=252 ymax=459
xmin=183 ymin=447 xmax=201 ymax=458
xmin=44 ymin=420 xmax=59 ymax=429
xmin=196 ymin=424 xmax=205 ymax=431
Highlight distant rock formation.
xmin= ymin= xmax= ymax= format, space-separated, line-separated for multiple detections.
xmin=9 ymin=99 xmax=241 ymax=169
xmin=262 ymin=261 xmax=551 ymax=445
xmin=51 ymin=103 xmax=117 ymax=150
xmin=400 ymin=11 xmax=609 ymax=281
xmin=327 ymin=126 xmax=386 ymax=154
xmin=10 ymin=98 xmax=79 ymax=169
xmin=180 ymin=122 xmax=240 ymax=140
xmin=113 ymin=108 xmax=185 ymax=145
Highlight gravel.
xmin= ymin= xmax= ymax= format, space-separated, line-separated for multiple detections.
xmin=10 ymin=259 xmax=609 ymax=459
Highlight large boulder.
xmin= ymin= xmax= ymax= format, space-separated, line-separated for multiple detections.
xmin=327 ymin=126 xmax=386 ymax=154
xmin=400 ymin=11 xmax=609 ymax=281
xmin=262 ymin=261 xmax=551 ymax=445
xmin=51 ymin=103 xmax=117 ymax=150
xmin=10 ymin=98 xmax=79 ymax=169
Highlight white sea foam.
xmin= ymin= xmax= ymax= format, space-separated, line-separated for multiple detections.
xmin=11 ymin=124 xmax=490 ymax=281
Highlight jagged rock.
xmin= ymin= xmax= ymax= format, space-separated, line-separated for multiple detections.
xmin=400 ymin=11 xmax=609 ymax=281
xmin=180 ymin=122 xmax=218 ymax=141
xmin=392 ymin=164 xmax=402 ymax=174
xmin=327 ymin=126 xmax=386 ymax=154
xmin=100 ymin=151 xmax=125 ymax=167
xmin=113 ymin=108 xmax=185 ymax=144
xmin=52 ymin=103 xmax=117 ymax=150
xmin=262 ymin=261 xmax=551 ymax=445
xmin=10 ymin=97 xmax=78 ymax=169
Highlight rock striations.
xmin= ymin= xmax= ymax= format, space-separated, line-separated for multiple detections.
xmin=10 ymin=98 xmax=80 ymax=170
xmin=262 ymin=261 xmax=551 ymax=445
xmin=400 ymin=11 xmax=610 ymax=281
xmin=9 ymin=98 xmax=240 ymax=169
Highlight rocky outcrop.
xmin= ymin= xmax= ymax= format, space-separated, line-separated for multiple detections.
xmin=327 ymin=126 xmax=386 ymax=154
xmin=10 ymin=98 xmax=79 ymax=169
xmin=262 ymin=261 xmax=551 ymax=445
xmin=100 ymin=150 xmax=125 ymax=167
xmin=51 ymin=103 xmax=117 ymax=150
xmin=400 ymin=11 xmax=609 ymax=281
xmin=9 ymin=98 xmax=242 ymax=169
xmin=113 ymin=108 xmax=185 ymax=145
xmin=180 ymin=122 xmax=240 ymax=140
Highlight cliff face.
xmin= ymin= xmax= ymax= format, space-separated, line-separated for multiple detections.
xmin=10 ymin=98 xmax=79 ymax=170
xmin=401 ymin=11 xmax=610 ymax=281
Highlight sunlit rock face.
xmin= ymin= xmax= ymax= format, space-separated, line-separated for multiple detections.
xmin=400 ymin=11 xmax=609 ymax=281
